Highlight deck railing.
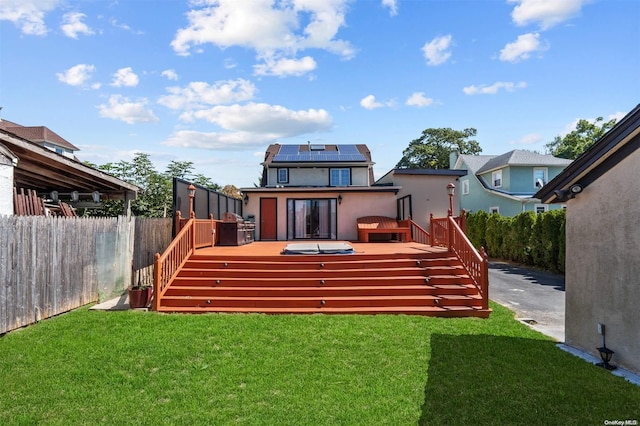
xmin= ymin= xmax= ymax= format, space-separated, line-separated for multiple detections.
xmin=409 ymin=218 xmax=431 ymax=245
xmin=430 ymin=214 xmax=449 ymax=246
xmin=153 ymin=215 xmax=219 ymax=310
xmin=447 ymin=215 xmax=489 ymax=310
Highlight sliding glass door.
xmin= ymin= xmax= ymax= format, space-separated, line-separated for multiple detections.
xmin=287 ymin=199 xmax=337 ymax=240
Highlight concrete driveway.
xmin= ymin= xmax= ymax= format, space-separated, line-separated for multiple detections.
xmin=488 ymin=261 xmax=565 ymax=342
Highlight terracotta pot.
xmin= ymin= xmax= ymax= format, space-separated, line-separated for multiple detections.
xmin=128 ymin=287 xmax=152 ymax=309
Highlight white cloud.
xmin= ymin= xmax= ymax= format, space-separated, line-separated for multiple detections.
xmin=510 ymin=133 xmax=542 ymax=145
xmin=0 ymin=0 xmax=61 ymax=35
xmin=463 ymin=81 xmax=527 ymax=95
xmin=406 ymin=92 xmax=434 ymax=107
xmin=111 ymin=67 xmax=139 ymax=87
xmin=163 ymin=130 xmax=275 ymax=150
xmin=98 ymin=95 xmax=159 ymax=124
xmin=164 ymin=102 xmax=333 ymax=150
xmin=500 ymin=33 xmax=548 ymax=62
xmin=56 ymin=64 xmax=96 ymax=87
xmin=360 ymin=94 xmax=396 ymax=110
xmin=158 ymin=79 xmax=257 ymax=110
xmin=61 ymin=12 xmax=94 ymax=39
xmin=161 ymin=69 xmax=179 ymax=81
xmin=382 ymin=0 xmax=398 ymax=16
xmin=422 ymin=35 xmax=452 ymax=66
xmin=360 ymin=95 xmax=383 ymax=110
xmin=254 ymin=56 xmax=317 ymax=77
xmin=182 ymin=102 xmax=332 ymax=137
xmin=508 ymin=0 xmax=587 ymax=30
xmin=170 ymin=0 xmax=355 ymax=61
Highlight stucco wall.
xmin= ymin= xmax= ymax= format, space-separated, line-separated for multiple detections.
xmin=0 ymin=164 xmax=14 ymax=216
xmin=565 ymin=148 xmax=640 ymax=374
xmin=386 ymin=174 xmax=460 ymax=232
xmin=266 ymin=166 xmax=370 ymax=187
xmin=245 ymin=190 xmax=397 ymax=241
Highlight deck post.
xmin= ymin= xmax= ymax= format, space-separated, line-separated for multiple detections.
xmin=153 ymin=252 xmax=161 ymax=311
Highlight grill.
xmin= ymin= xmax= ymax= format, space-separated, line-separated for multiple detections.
xmin=218 ymin=212 xmax=255 ymax=246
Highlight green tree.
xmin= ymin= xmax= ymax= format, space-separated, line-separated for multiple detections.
xmin=395 ymin=127 xmax=482 ymax=169
xmin=545 ymin=117 xmax=617 ymax=159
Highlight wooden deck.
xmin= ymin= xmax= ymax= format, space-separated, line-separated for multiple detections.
xmin=198 ymin=241 xmax=449 ymax=257
xmin=155 ymin=240 xmax=489 ymax=317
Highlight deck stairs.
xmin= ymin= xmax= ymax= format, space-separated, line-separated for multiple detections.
xmin=156 ymin=250 xmax=490 ymax=317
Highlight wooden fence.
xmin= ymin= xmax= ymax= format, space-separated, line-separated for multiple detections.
xmin=0 ymin=215 xmax=171 ymax=335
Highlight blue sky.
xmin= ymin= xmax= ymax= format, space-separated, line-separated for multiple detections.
xmin=1 ymin=0 xmax=638 ymax=189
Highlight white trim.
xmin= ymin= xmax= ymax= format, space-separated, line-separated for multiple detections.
xmin=492 ymin=170 xmax=502 ymax=188
xmin=533 ymin=167 xmax=548 ymax=188
xmin=534 ymin=203 xmax=548 ymax=214
xmin=462 ymin=179 xmax=469 ymax=195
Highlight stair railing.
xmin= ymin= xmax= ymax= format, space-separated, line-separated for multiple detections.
xmin=154 ymin=217 xmax=196 ymax=311
xmin=408 ymin=218 xmax=431 ymax=245
xmin=447 ymin=215 xmax=489 ymax=310
xmin=429 ymin=213 xmax=449 ymax=247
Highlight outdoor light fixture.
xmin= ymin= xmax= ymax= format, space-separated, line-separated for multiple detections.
xmin=50 ymin=191 xmax=59 ymax=202
xmin=447 ymin=182 xmax=455 ymax=216
xmin=92 ymin=191 xmax=100 ymax=203
xmin=337 ymin=194 xmax=343 ymax=204
xmin=188 ymin=184 xmax=196 ymax=218
xmin=70 ymin=191 xmax=79 ymax=203
xmin=243 ymin=193 xmax=249 ymax=205
xmin=596 ymin=346 xmax=617 ymax=370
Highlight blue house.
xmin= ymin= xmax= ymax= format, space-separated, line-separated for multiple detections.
xmin=452 ymin=150 xmax=572 ymax=216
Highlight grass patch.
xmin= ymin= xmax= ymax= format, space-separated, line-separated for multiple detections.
xmin=0 ymin=303 xmax=638 ymax=425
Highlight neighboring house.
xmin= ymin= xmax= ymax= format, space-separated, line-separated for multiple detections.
xmin=0 ymin=120 xmax=138 ymax=215
xmin=0 ymin=143 xmax=19 ymax=216
xmin=241 ymin=143 xmax=402 ymax=241
xmin=453 ymin=150 xmax=572 ymax=216
xmin=0 ymin=119 xmax=78 ymax=159
xmin=374 ymin=168 xmax=467 ymax=232
xmin=535 ymin=104 xmax=640 ymax=375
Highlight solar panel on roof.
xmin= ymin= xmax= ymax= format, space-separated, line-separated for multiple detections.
xmin=272 ymin=144 xmax=366 ymax=162
xmin=278 ymin=145 xmax=299 ymax=154
xmin=338 ymin=145 xmax=360 ymax=154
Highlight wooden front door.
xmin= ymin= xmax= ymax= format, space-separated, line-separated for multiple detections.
xmin=260 ymin=198 xmax=277 ymax=240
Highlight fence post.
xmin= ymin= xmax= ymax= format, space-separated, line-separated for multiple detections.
xmin=429 ymin=213 xmax=434 ymax=246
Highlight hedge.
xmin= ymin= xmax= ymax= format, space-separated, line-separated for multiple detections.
xmin=465 ymin=209 xmax=566 ymax=273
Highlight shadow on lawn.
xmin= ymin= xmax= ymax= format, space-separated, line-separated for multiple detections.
xmin=419 ymin=334 xmax=640 ymax=425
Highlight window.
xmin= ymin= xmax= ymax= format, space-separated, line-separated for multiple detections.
xmin=462 ymin=180 xmax=469 ymax=195
xmin=277 ymin=168 xmax=289 ymax=184
xmin=533 ymin=167 xmax=548 ymax=188
xmin=492 ymin=170 xmax=502 ymax=188
xmin=535 ymin=204 xmax=549 ymax=214
xmin=330 ymin=168 xmax=350 ymax=186
xmin=287 ymin=199 xmax=337 ymax=240
xmin=489 ymin=206 xmax=500 ymax=214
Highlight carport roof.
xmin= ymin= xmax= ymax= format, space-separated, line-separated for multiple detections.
xmin=1 ymin=128 xmax=138 ymax=201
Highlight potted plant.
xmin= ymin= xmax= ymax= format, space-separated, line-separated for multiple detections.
xmin=128 ymin=279 xmax=153 ymax=309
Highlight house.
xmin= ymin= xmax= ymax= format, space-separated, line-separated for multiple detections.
xmin=0 ymin=119 xmax=78 ymax=159
xmin=374 ymin=168 xmax=467 ymax=232
xmin=535 ymin=104 xmax=640 ymax=374
xmin=241 ymin=143 xmax=402 ymax=241
xmin=0 ymin=119 xmax=138 ymax=215
xmin=452 ymin=150 xmax=572 ymax=216
xmin=0 ymin=143 xmax=19 ymax=215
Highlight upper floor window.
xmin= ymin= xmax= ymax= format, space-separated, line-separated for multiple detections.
xmin=492 ymin=170 xmax=502 ymax=188
xmin=330 ymin=168 xmax=350 ymax=186
xmin=277 ymin=168 xmax=289 ymax=184
xmin=533 ymin=167 xmax=548 ymax=188
xmin=462 ymin=180 xmax=469 ymax=195
xmin=490 ymin=206 xmax=500 ymax=214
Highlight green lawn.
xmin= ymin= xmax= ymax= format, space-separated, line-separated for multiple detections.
xmin=0 ymin=303 xmax=638 ymax=425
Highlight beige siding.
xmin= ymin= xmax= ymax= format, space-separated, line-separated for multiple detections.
xmin=565 ymin=148 xmax=640 ymax=374
xmin=266 ymin=166 xmax=370 ymax=187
